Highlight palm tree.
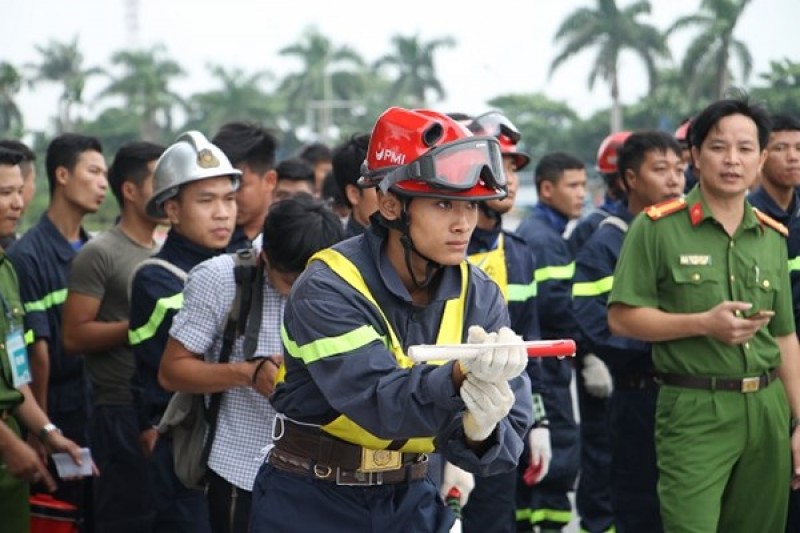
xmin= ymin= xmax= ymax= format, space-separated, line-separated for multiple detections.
xmin=27 ymin=37 xmax=102 ymax=132
xmin=667 ymin=0 xmax=753 ymax=100
xmin=374 ymin=34 xmax=455 ymax=108
xmin=0 ymin=62 xmax=24 ymax=136
xmin=278 ymin=27 xmax=365 ymax=142
xmin=550 ymin=0 xmax=670 ymax=132
xmin=185 ymin=65 xmax=280 ymax=135
xmin=100 ymin=45 xmax=186 ymax=142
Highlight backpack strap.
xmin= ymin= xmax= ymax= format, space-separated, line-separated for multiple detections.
xmin=202 ymin=248 xmax=261 ymax=466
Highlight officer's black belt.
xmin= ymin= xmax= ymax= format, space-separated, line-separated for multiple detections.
xmin=614 ymin=371 xmax=657 ymax=390
xmin=655 ymin=368 xmax=779 ymax=393
xmin=274 ymin=418 xmax=426 ymax=472
xmin=269 ymin=447 xmax=428 ymax=486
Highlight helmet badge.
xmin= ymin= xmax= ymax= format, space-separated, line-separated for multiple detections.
xmin=197 ymin=148 xmax=220 ymax=169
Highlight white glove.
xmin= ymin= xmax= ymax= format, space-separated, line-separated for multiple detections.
xmin=582 ymin=353 xmax=614 ymax=398
xmin=440 ymin=462 xmax=475 ymax=508
xmin=461 ymin=375 xmax=514 ymax=442
xmin=459 ymin=326 xmax=527 ymax=383
xmin=524 ymin=427 xmax=552 ymax=485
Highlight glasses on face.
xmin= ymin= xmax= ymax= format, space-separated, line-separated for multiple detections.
xmin=467 ymin=112 xmax=521 ymax=144
xmin=375 ymin=136 xmax=506 ymax=194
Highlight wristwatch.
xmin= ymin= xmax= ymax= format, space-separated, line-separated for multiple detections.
xmin=792 ymin=417 xmax=800 ymax=433
xmin=39 ymin=422 xmax=61 ymax=442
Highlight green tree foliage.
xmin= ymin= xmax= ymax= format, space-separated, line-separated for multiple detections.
xmin=0 ymin=62 xmax=24 ymax=137
xmin=27 ymin=37 xmax=102 ymax=133
xmin=751 ymin=59 xmax=800 ymax=117
xmin=100 ymin=45 xmax=185 ymax=142
xmin=374 ymin=34 xmax=455 ymax=108
xmin=550 ymin=0 xmax=670 ymax=132
xmin=667 ymin=0 xmax=752 ymax=100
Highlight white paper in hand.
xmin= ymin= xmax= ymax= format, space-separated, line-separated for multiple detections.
xmin=52 ymin=448 xmax=93 ymax=478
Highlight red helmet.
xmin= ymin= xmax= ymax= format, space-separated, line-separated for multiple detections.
xmin=361 ymin=107 xmax=507 ymax=201
xmin=467 ymin=111 xmax=531 ymax=171
xmin=596 ymin=131 xmax=632 ymax=174
xmin=674 ymin=120 xmax=691 ymax=144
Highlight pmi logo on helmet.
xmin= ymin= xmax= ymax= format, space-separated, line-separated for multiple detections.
xmin=375 ymin=146 xmax=405 ymax=166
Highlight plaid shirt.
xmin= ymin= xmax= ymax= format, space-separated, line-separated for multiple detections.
xmin=170 ymin=254 xmax=282 ymax=491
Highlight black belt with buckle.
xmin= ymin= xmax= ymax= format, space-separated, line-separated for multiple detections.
xmin=655 ymin=368 xmax=779 ymax=393
xmin=269 ymin=447 xmax=428 ymax=486
xmin=615 ymin=371 xmax=657 ymax=390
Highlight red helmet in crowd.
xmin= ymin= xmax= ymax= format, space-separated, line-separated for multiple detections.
xmin=360 ymin=107 xmax=507 ymax=202
xmin=674 ymin=120 xmax=691 ymax=145
xmin=596 ymin=131 xmax=632 ymax=174
xmin=467 ymin=111 xmax=531 ymax=171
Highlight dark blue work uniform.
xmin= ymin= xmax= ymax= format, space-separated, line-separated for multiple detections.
xmin=344 ymin=216 xmax=368 ymax=238
xmin=226 ymin=225 xmax=252 ymax=252
xmin=566 ymin=196 xmax=625 ymax=257
xmin=571 ymin=211 xmax=661 ymax=532
xmin=7 ymin=213 xmax=92 ymax=520
xmin=129 ymin=230 xmax=216 ymax=533
xmin=464 ymin=224 xmax=546 ymax=533
xmin=750 ymin=186 xmax=800 ymax=533
xmin=515 ymin=204 xmax=580 ymax=531
xmin=567 ymin=200 xmax=627 ymax=533
xmin=256 ymin=224 xmax=532 ymax=533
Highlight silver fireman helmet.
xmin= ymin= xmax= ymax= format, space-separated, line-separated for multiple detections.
xmin=146 ymin=130 xmax=242 ymax=218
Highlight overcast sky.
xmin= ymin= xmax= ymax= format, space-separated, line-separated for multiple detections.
xmin=4 ymin=0 xmax=797 ymax=134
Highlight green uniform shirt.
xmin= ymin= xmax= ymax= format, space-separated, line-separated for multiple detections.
xmin=0 ymin=251 xmax=25 ymax=410
xmin=609 ymin=185 xmax=794 ymax=377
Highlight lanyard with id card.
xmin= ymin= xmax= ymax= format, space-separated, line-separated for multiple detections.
xmin=0 ymin=289 xmax=30 ymax=388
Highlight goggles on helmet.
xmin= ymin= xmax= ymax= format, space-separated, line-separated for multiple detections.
xmin=374 ymin=136 xmax=506 ymax=195
xmin=467 ymin=112 xmax=521 ymax=144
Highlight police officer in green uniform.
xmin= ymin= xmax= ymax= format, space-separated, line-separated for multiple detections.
xmin=608 ymin=99 xmax=800 ymax=532
xmin=0 ymin=147 xmax=86 ymax=533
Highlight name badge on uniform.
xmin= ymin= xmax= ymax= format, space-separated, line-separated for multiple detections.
xmin=679 ymin=255 xmax=712 ymax=266
xmin=5 ymin=326 xmax=31 ymax=388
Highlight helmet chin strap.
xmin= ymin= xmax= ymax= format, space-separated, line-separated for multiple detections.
xmin=380 ymin=197 xmax=442 ymax=289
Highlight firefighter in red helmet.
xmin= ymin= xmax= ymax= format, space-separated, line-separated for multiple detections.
xmin=250 ymin=107 xmax=533 ymax=533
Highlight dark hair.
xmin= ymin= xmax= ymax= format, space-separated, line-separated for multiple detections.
xmin=275 ymin=157 xmax=315 ymax=185
xmin=0 ymin=139 xmax=35 ymax=182
xmin=212 ymin=122 xmax=278 ymax=174
xmin=321 ymin=170 xmax=348 ymax=210
xmin=108 ymin=141 xmax=166 ymax=208
xmin=331 ymin=133 xmax=370 ymax=208
xmin=297 ymin=142 xmax=332 ymax=165
xmin=770 ymin=113 xmax=800 ymax=133
xmin=45 ymin=133 xmax=103 ymax=195
xmin=0 ymin=147 xmax=23 ymax=167
xmin=689 ymin=98 xmax=771 ymax=150
xmin=261 ymin=194 xmax=344 ymax=273
xmin=617 ymin=131 xmax=683 ymax=190
xmin=534 ymin=152 xmax=584 ymax=191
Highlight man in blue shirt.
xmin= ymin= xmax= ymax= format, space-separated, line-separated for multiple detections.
xmin=515 ymin=152 xmax=585 ymax=531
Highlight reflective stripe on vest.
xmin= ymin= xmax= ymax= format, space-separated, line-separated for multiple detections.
xmin=283 ymin=247 xmax=467 ymax=453
xmin=572 ymin=275 xmax=614 ymax=297
xmin=467 ymin=233 xmax=509 ymax=301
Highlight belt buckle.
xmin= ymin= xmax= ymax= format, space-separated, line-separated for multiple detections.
xmin=336 ymin=468 xmax=383 ymax=486
xmin=741 ymin=376 xmax=760 ymax=393
xmin=360 ymin=449 xmax=402 ymax=473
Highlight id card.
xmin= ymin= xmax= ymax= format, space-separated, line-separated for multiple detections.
xmin=5 ymin=327 xmax=30 ymax=387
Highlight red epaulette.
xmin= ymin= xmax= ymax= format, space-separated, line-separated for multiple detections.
xmin=753 ymin=207 xmax=789 ymax=237
xmin=644 ymin=197 xmax=688 ymax=220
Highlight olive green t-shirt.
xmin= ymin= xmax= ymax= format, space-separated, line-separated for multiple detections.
xmin=0 ymin=252 xmax=25 ymax=410
xmin=609 ymin=185 xmax=794 ymax=377
xmin=68 ymin=226 xmax=156 ymax=405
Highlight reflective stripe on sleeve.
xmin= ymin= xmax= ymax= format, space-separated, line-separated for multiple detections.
xmin=281 ymin=322 xmax=387 ymax=364
xmin=23 ymin=288 xmax=67 ymax=313
xmin=128 ymin=292 xmax=183 ymax=346
xmin=572 ymin=275 xmax=614 ymax=297
xmin=507 ymin=279 xmax=537 ymax=302
xmin=534 ymin=262 xmax=575 ymax=283
xmin=789 ymin=256 xmax=800 ymax=272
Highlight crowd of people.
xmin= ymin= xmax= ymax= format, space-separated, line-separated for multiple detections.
xmin=0 ymin=96 xmax=799 ymax=533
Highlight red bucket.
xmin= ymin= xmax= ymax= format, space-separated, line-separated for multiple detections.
xmin=29 ymin=494 xmax=79 ymax=533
